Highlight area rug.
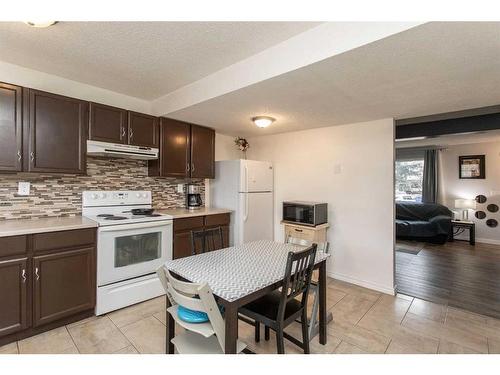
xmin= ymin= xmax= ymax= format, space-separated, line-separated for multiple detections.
xmin=396 ymin=242 xmax=424 ymax=255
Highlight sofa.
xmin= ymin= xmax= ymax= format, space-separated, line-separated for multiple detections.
xmin=396 ymin=202 xmax=453 ymax=244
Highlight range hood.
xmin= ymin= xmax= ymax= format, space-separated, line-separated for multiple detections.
xmin=87 ymin=140 xmax=159 ymax=160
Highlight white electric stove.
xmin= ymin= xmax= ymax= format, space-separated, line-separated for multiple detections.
xmin=82 ymin=191 xmax=172 ymax=315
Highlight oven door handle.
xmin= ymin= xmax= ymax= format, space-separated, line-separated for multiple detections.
xmin=98 ymin=220 xmax=172 ymax=232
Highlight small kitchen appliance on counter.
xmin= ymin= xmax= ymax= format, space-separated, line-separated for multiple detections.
xmin=186 ymin=184 xmax=203 ymax=210
xmin=82 ymin=190 xmax=173 ymax=315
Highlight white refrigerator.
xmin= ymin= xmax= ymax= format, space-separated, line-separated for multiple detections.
xmin=210 ymin=159 xmax=274 ymax=246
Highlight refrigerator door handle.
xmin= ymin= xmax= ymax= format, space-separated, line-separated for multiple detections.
xmin=243 ymin=164 xmax=249 ymax=193
xmin=243 ymin=193 xmax=249 ymax=222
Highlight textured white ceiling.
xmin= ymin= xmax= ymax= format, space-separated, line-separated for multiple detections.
xmin=0 ymin=21 xmax=319 ymax=99
xmin=168 ymin=22 xmax=500 ymax=136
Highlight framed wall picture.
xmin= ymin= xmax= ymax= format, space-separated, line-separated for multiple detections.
xmin=459 ymin=155 xmax=485 ymax=179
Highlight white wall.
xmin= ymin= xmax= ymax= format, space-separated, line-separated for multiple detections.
xmin=205 ymin=133 xmax=246 ymax=206
xmin=246 ymin=118 xmax=395 ymax=294
xmin=440 ymin=141 xmax=500 ymax=244
xmin=0 ymin=61 xmax=152 ymax=113
xmin=214 ymin=133 xmax=245 ymax=161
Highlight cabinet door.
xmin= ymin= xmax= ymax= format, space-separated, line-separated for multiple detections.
xmin=151 ymin=118 xmax=190 ymax=177
xmin=173 ymin=231 xmax=194 ymax=260
xmin=190 ymin=125 xmax=215 ymax=179
xmin=89 ymin=102 xmax=127 ymax=144
xmin=27 ymin=89 xmax=87 ymax=174
xmin=128 ymin=111 xmax=158 ymax=148
xmin=0 ymin=258 xmax=28 ymax=337
xmin=33 ymin=247 xmax=95 ymax=327
xmin=0 ymin=83 xmax=23 ymax=172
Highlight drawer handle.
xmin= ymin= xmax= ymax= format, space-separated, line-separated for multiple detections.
xmin=35 ymin=267 xmax=40 ymax=281
xmin=21 ymin=269 xmax=26 ymax=283
xmin=30 ymin=151 xmax=35 ymax=162
xmin=294 ymin=228 xmax=303 ymax=232
xmin=17 ymin=150 xmax=22 ymax=161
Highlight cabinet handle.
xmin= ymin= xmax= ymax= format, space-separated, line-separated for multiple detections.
xmin=30 ymin=151 xmax=35 ymax=162
xmin=187 ymin=163 xmax=190 ymax=172
xmin=21 ymin=269 xmax=26 ymax=283
xmin=192 ymin=163 xmax=195 ymax=173
xmin=294 ymin=228 xmax=303 ymax=232
xmin=121 ymin=127 xmax=126 ymax=139
xmin=35 ymin=267 xmax=40 ymax=281
xmin=17 ymin=150 xmax=22 ymax=161
xmin=129 ymin=129 xmax=134 ymax=141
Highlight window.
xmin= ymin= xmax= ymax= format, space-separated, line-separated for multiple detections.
xmin=395 ymin=159 xmax=424 ymax=202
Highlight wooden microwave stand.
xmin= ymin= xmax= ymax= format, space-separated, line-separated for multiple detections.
xmin=281 ymin=221 xmax=330 ymax=242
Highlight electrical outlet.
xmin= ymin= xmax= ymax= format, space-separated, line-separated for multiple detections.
xmin=333 ymin=163 xmax=342 ymax=175
xmin=177 ymin=184 xmax=184 ymax=194
xmin=18 ymin=182 xmax=30 ymax=196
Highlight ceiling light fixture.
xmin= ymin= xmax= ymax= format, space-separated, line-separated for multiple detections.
xmin=24 ymin=21 xmax=58 ymax=28
xmin=252 ymin=116 xmax=275 ymax=128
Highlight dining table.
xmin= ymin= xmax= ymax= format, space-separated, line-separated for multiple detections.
xmin=162 ymin=239 xmax=330 ymax=354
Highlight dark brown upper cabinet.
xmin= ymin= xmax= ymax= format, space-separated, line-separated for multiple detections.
xmin=149 ymin=118 xmax=215 ymax=179
xmin=26 ymin=89 xmax=87 ymax=174
xmin=0 ymin=257 xmax=28 ymax=338
xmin=190 ymin=124 xmax=215 ymax=179
xmin=88 ymin=102 xmax=127 ymax=144
xmin=0 ymin=83 xmax=23 ymax=172
xmin=150 ymin=118 xmax=191 ymax=178
xmin=128 ymin=111 xmax=159 ymax=148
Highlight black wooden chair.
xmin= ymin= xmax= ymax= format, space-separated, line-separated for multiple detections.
xmin=238 ymin=244 xmax=317 ymax=354
xmin=190 ymin=226 xmax=224 ymax=255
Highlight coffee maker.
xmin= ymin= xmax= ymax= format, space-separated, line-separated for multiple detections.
xmin=186 ymin=184 xmax=202 ymax=210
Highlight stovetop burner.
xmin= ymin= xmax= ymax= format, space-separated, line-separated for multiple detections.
xmin=97 ymin=214 xmax=114 ymax=217
xmin=104 ymin=216 xmax=127 ymax=221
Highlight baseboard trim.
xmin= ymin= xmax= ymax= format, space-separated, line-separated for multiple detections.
xmin=475 ymin=237 xmax=500 ymax=245
xmin=328 ymin=271 xmax=395 ymax=296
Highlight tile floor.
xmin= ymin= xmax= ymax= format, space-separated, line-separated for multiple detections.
xmin=2 ymin=277 xmax=500 ymax=354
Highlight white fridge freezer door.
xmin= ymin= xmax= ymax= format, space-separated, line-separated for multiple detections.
xmin=238 ymin=192 xmax=274 ymax=244
xmin=239 ymin=160 xmax=273 ymax=193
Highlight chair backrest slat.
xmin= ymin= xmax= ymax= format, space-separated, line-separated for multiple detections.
xmin=277 ymin=244 xmax=317 ymax=320
xmin=156 ymin=265 xmax=228 ymax=352
xmin=191 ymin=226 xmax=224 ymax=255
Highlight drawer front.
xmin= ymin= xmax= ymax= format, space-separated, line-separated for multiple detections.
xmin=285 ymin=226 xmax=315 ymax=242
xmin=173 ymin=216 xmax=204 ymax=232
xmin=0 ymin=235 xmax=27 ymax=258
xmin=204 ymin=213 xmax=230 ymax=227
xmin=33 ymin=228 xmax=96 ymax=253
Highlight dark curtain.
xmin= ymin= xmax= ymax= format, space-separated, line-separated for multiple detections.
xmin=422 ymin=149 xmax=438 ymax=203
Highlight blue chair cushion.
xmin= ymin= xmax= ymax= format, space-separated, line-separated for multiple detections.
xmin=177 ymin=305 xmax=209 ymax=323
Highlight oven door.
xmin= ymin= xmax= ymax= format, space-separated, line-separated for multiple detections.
xmin=97 ymin=220 xmax=173 ymax=286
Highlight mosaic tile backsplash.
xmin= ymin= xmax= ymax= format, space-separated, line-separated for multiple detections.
xmin=0 ymin=156 xmax=205 ymax=220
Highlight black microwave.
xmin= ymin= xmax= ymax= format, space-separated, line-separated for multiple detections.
xmin=282 ymin=201 xmax=328 ymax=227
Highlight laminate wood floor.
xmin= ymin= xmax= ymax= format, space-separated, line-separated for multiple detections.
xmin=396 ymin=240 xmax=500 ymax=319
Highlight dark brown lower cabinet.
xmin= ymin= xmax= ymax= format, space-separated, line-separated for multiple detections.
xmin=0 ymin=258 xmax=28 ymax=337
xmin=33 ymin=247 xmax=95 ymax=327
xmin=0 ymin=228 xmax=96 ymax=346
xmin=173 ymin=213 xmax=230 ymax=259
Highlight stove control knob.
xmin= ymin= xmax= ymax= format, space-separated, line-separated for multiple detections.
xmin=142 ymin=193 xmax=148 ymax=198
xmin=136 ymin=193 xmax=141 ymax=198
xmin=91 ymin=193 xmax=98 ymax=200
xmin=100 ymin=193 xmax=107 ymax=199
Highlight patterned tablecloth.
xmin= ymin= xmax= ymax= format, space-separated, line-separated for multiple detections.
xmin=163 ymin=240 xmax=330 ymax=302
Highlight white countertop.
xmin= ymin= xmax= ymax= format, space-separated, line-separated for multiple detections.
xmin=0 ymin=216 xmax=98 ymax=237
xmin=156 ymin=207 xmax=232 ymax=219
